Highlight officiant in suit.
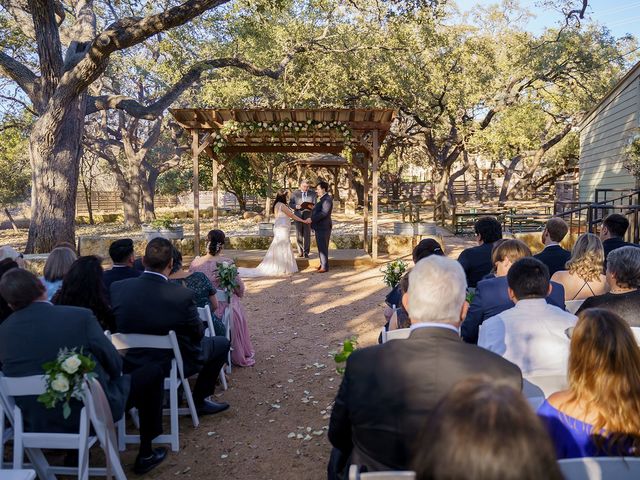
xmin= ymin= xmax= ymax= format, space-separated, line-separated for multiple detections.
xmin=289 ymin=179 xmax=317 ymax=258
xmin=311 ymin=181 xmax=333 ymax=273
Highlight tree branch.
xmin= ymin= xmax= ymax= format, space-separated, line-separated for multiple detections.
xmin=0 ymin=51 xmax=40 ymax=104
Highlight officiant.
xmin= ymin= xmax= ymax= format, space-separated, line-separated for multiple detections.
xmin=289 ymin=179 xmax=317 ymax=258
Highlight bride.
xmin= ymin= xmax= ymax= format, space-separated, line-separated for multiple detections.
xmin=238 ymin=190 xmax=310 ymax=277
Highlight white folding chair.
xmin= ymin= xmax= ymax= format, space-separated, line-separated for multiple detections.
xmin=0 ymin=470 xmax=37 ymax=479
xmin=109 ymin=331 xmax=199 ymax=452
xmin=559 ymin=457 xmax=640 ymax=480
xmin=381 ymin=328 xmax=412 ymax=343
xmin=0 ymin=375 xmax=93 ymax=480
xmin=198 ymin=306 xmax=228 ymax=391
xmin=349 ymin=465 xmax=416 ymax=480
xmin=565 ymin=299 xmax=585 ymax=314
xmin=215 ymin=289 xmax=232 ymax=374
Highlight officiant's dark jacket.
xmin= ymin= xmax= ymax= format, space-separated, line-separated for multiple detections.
xmin=0 ymin=301 xmax=130 ymax=433
xmin=289 ymin=189 xmax=318 ymax=215
xmin=328 ymin=326 xmax=522 ymax=477
xmin=311 ymin=194 xmax=333 ymax=230
xmin=111 ymin=272 xmax=204 ymax=376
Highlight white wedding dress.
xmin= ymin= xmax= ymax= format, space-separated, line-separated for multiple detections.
xmin=238 ymin=202 xmax=299 ymax=277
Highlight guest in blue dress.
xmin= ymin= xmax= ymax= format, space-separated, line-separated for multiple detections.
xmin=537 ymin=308 xmax=640 ymax=459
xmin=40 ymin=246 xmax=77 ymax=300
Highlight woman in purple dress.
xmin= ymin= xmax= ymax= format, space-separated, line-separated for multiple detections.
xmin=189 ymin=229 xmax=255 ymax=367
xmin=538 ymin=308 xmax=640 ymax=458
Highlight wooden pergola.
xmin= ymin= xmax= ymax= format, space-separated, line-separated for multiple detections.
xmin=287 ymin=154 xmax=348 ymax=199
xmin=169 ymin=108 xmax=396 ymax=259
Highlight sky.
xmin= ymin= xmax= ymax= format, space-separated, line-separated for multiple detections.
xmin=453 ymin=0 xmax=640 ymax=40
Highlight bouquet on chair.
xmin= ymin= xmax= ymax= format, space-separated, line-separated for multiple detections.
xmin=216 ymin=261 xmax=239 ymax=294
xmin=38 ymin=347 xmax=96 ymax=419
xmin=381 ymin=259 xmax=408 ymax=288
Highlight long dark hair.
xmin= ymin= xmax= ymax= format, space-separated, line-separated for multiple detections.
xmin=0 ymin=259 xmax=19 ymax=322
xmin=272 ymin=189 xmax=289 ymax=213
xmin=52 ymin=256 xmax=115 ymax=331
xmin=207 ymin=230 xmax=225 ymax=256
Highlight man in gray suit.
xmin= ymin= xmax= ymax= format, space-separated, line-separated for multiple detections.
xmin=0 ymin=269 xmax=167 ymax=474
xmin=289 ymin=179 xmax=317 ymax=258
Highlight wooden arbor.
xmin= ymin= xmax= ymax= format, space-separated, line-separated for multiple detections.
xmin=287 ymin=154 xmax=348 ymax=200
xmin=169 ymin=108 xmax=396 ymax=259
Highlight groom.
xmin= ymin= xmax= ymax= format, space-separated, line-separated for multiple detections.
xmin=310 ymin=181 xmax=333 ymax=273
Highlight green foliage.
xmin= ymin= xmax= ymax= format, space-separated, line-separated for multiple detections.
xmin=334 ymin=337 xmax=358 ymax=375
xmin=381 ymin=259 xmax=408 ymax=288
xmin=0 ymin=124 xmax=31 ymax=205
xmin=624 ymin=130 xmax=640 ymax=180
xmin=216 ymin=261 xmax=239 ymax=293
xmin=150 ymin=217 xmax=180 ymax=229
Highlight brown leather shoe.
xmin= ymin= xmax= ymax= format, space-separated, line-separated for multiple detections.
xmin=316 ymin=268 xmax=328 ymax=273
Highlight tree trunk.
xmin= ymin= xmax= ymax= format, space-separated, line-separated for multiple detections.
xmin=25 ymin=98 xmax=85 ymax=253
xmin=80 ymin=175 xmax=95 ymax=225
xmin=433 ymin=166 xmax=451 ymax=224
xmin=4 ymin=208 xmax=19 ymax=232
xmin=120 ymin=183 xmax=142 ymax=226
xmin=498 ymin=155 xmax=522 ymax=204
xmin=141 ymin=170 xmax=158 ymax=222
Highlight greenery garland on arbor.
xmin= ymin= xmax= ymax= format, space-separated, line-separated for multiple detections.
xmin=212 ymin=119 xmax=354 ymax=153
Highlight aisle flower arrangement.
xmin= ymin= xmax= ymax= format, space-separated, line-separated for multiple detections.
xmin=211 ymin=119 xmax=354 ymax=153
xmin=334 ymin=337 xmax=358 ymax=375
xmin=217 ymin=261 xmax=239 ymax=293
xmin=38 ymin=348 xmax=96 ymax=419
xmin=381 ymin=259 xmax=408 ymax=288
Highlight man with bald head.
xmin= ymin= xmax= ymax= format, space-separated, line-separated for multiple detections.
xmin=289 ymin=179 xmax=317 ymax=258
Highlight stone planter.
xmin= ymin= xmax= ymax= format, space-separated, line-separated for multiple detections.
xmin=142 ymin=225 xmax=184 ymax=241
xmin=393 ymin=222 xmax=414 ymax=235
xmin=258 ymin=222 xmax=274 ymax=237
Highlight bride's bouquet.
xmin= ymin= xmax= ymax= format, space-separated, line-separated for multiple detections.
xmin=217 ymin=261 xmax=239 ymax=293
xmin=381 ymin=259 xmax=408 ymax=288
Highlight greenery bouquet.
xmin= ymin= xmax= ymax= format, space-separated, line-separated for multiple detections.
xmin=38 ymin=348 xmax=96 ymax=419
xmin=381 ymin=259 xmax=408 ymax=288
xmin=334 ymin=337 xmax=358 ymax=375
xmin=216 ymin=261 xmax=239 ymax=293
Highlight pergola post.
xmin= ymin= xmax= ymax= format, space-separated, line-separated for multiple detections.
xmin=372 ymin=130 xmax=380 ymax=260
xmin=363 ymin=154 xmax=370 ymax=252
xmin=211 ymin=152 xmax=220 ymax=228
xmin=191 ymin=130 xmax=201 ymax=254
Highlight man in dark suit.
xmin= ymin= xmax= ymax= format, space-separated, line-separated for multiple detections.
xmin=457 ymin=216 xmax=502 ymax=288
xmin=289 ymin=179 xmax=318 ymax=258
xmin=311 ymin=181 xmax=333 ymax=273
xmin=327 ymin=256 xmax=522 ymax=479
xmin=103 ymin=238 xmax=141 ymax=291
xmin=534 ymin=217 xmax=571 ymax=276
xmin=0 ymin=269 xmax=167 ymax=474
xmin=111 ymin=237 xmax=230 ymax=416
xmin=600 ymin=213 xmax=639 ymax=263
xmin=461 ymin=274 xmax=566 ymax=344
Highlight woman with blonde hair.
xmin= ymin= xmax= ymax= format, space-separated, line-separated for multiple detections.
xmin=551 ymin=233 xmax=608 ymax=301
xmin=461 ymin=239 xmax=566 ymax=344
xmin=538 ymin=308 xmax=640 ymax=458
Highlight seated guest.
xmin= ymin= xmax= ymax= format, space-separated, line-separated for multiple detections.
xmin=190 ymin=229 xmax=255 ymax=367
xmin=551 ymin=233 xmax=608 ymax=301
xmin=538 ymin=309 xmax=640 ymax=459
xmin=457 ymin=216 xmax=503 ymax=288
xmin=0 ymin=246 xmax=25 ymax=268
xmin=461 ymin=240 xmax=565 ymax=344
xmin=111 ymin=237 xmax=231 ymax=415
xmin=0 ymin=269 xmax=167 ymax=474
xmin=53 ymin=256 xmax=115 ymax=331
xmin=576 ymin=246 xmax=640 ymax=325
xmin=41 ymin=246 xmax=77 ymax=300
xmin=0 ymin=259 xmax=19 ymax=323
xmin=103 ymin=238 xmax=141 ymax=291
xmin=478 ymin=258 xmax=576 ymax=376
xmin=413 ymin=378 xmax=563 ymax=480
xmin=383 ymin=238 xmax=444 ymax=330
xmin=534 ymin=217 xmax=571 ymax=276
xmin=387 ymin=273 xmax=411 ymax=332
xmin=600 ymin=213 xmax=639 ymax=263
xmin=328 ymin=256 xmax=522 ymax=478
xmin=169 ymin=248 xmax=225 ymax=337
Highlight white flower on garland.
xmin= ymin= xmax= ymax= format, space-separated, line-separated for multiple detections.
xmin=51 ymin=374 xmax=70 ymax=393
xmin=61 ymin=355 xmax=82 ymax=374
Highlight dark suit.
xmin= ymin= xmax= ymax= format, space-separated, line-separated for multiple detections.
xmin=461 ymin=276 xmax=566 ymax=344
xmin=0 ymin=302 xmax=128 ymax=431
xmin=603 ymin=237 xmax=639 ymax=268
xmin=457 ymin=242 xmax=496 ymax=288
xmin=534 ymin=245 xmax=571 ymax=276
xmin=103 ymin=265 xmax=141 ymax=291
xmin=328 ymin=327 xmax=522 ymax=478
xmin=311 ymin=194 xmax=333 ymax=271
xmin=111 ymin=272 xmax=230 ymax=402
xmin=290 ymin=189 xmax=317 ymax=256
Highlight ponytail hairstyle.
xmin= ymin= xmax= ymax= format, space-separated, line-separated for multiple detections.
xmin=207 ymin=229 xmax=225 ymax=256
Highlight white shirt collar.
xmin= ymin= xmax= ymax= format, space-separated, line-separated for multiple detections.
xmin=144 ymin=271 xmax=168 ymax=281
xmin=543 ymin=242 xmax=560 ymax=250
xmin=410 ymin=322 xmax=459 ymax=335
xmin=111 ymin=264 xmax=130 ymax=268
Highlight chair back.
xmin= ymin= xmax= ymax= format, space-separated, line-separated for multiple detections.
xmin=559 ymin=457 xmax=640 ymax=480
xmin=215 ymin=289 xmax=230 ymax=303
xmin=382 ymin=328 xmax=411 ymax=343
xmin=522 ymin=374 xmax=567 ymax=398
xmin=197 ymin=307 xmax=215 ymax=337
xmin=565 ymin=299 xmax=585 ymax=314
xmin=349 ymin=465 xmax=415 ymax=480
xmin=109 ymin=331 xmax=185 ymax=380
xmin=0 ymin=376 xmax=47 ymax=398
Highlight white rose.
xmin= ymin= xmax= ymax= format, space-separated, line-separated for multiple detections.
xmin=51 ymin=374 xmax=70 ymax=393
xmin=394 ymin=267 xmax=400 ymax=273
xmin=61 ymin=355 xmax=82 ymax=374
xmin=222 ymin=261 xmax=230 ymax=267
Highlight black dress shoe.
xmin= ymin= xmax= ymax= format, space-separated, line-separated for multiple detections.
xmin=304 ymin=254 xmax=309 ymax=258
xmin=196 ymin=399 xmax=230 ymax=415
xmin=134 ymin=447 xmax=167 ymax=475
xmin=297 ymin=253 xmax=305 ymax=258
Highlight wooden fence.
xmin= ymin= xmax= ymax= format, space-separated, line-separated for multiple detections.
xmin=76 ymin=191 xmax=180 ymax=214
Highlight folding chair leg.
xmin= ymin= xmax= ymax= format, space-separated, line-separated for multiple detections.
xmin=116 ymin=418 xmax=126 ymax=452
xmin=13 ymin=408 xmax=24 ymax=469
xmin=181 ymin=379 xmax=199 ymax=428
xmin=219 ymin=369 xmax=228 ymax=391
xmin=169 ymin=367 xmax=180 ymax=452
xmin=78 ymin=410 xmax=90 ymax=480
